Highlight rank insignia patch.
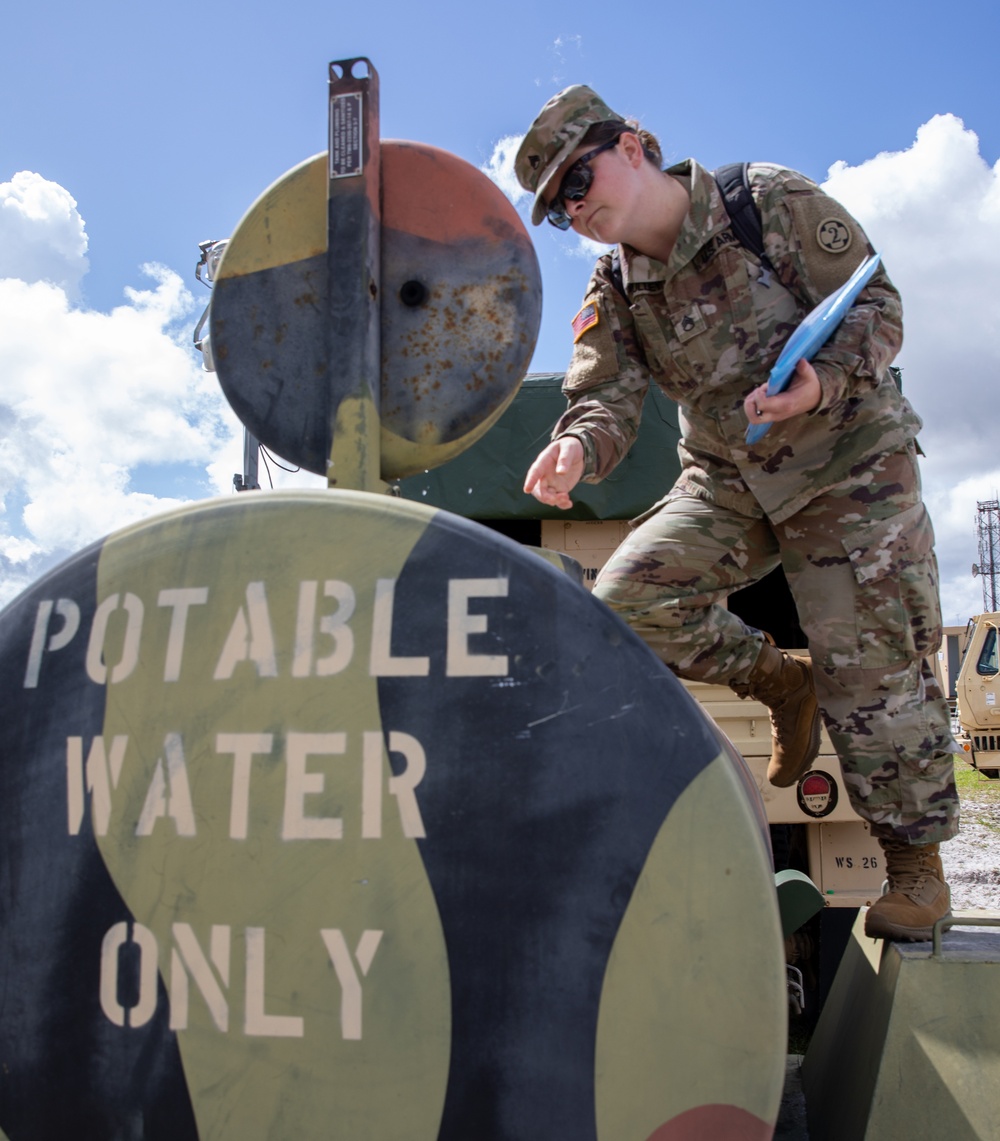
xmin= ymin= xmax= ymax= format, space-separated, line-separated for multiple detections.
xmin=571 ymin=302 xmax=600 ymax=343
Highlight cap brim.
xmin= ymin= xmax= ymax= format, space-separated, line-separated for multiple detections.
xmin=529 ymin=133 xmax=587 ymax=226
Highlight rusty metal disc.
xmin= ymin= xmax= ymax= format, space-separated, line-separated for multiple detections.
xmin=209 ymin=143 xmax=541 ymax=479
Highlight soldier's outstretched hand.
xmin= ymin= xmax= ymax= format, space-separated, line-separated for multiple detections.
xmin=524 ymin=436 xmax=585 ymax=510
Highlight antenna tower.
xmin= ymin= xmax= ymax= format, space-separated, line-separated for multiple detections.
xmin=974 ymin=497 xmax=1000 ymax=610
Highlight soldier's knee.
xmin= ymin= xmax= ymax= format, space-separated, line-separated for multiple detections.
xmin=593 ymin=576 xmax=638 ymax=614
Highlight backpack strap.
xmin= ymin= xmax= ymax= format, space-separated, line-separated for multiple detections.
xmin=610 ymin=248 xmax=626 ymax=300
xmin=713 ymin=162 xmax=763 ymax=258
xmin=608 ymin=161 xmax=773 ymax=300
xmin=713 ymin=161 xmax=775 ymax=279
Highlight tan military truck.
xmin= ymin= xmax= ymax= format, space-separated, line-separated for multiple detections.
xmin=955 ymin=612 xmax=1000 ymax=779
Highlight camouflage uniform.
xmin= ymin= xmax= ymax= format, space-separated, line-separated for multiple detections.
xmin=554 ymin=159 xmax=959 ymax=843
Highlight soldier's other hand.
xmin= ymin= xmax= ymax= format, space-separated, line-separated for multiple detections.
xmin=745 ymin=359 xmax=822 ymax=428
xmin=523 ymin=436 xmax=584 ymax=510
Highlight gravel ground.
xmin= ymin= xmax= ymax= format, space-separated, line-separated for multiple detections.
xmin=941 ymin=781 xmax=1000 ymax=912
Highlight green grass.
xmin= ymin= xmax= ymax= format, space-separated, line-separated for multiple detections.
xmin=955 ymin=760 xmax=1000 ymax=806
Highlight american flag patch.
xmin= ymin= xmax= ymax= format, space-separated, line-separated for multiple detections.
xmin=571 ymin=302 xmax=599 ymax=343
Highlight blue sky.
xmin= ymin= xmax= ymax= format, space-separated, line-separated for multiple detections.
xmin=4 ymin=0 xmax=997 ymax=353
xmin=2 ymin=0 xmax=999 ymax=621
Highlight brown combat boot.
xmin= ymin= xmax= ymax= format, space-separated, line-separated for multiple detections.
xmin=732 ymin=638 xmax=821 ymax=788
xmin=864 ymin=839 xmax=952 ymax=941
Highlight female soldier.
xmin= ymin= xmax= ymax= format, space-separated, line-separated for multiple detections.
xmin=515 ymin=85 xmax=959 ymax=941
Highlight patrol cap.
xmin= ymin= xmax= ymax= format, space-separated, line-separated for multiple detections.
xmin=515 ymin=85 xmax=626 ymax=226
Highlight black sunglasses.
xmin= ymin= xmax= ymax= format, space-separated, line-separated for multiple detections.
xmin=545 ymin=136 xmax=621 ymax=230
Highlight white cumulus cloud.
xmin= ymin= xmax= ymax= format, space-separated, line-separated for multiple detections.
xmin=0 ymin=174 xmax=242 ymax=607
xmin=821 ymin=114 xmax=1000 ymax=623
xmin=0 ymin=172 xmax=326 ymax=611
xmin=0 ymin=172 xmax=90 ymax=298
xmin=0 ymin=265 xmax=239 ymax=605
xmin=481 ymin=134 xmax=531 ymax=208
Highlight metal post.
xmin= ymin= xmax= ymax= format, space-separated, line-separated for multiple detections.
xmin=326 ymin=57 xmax=382 ymax=490
xmin=243 ymin=430 xmax=260 ymax=490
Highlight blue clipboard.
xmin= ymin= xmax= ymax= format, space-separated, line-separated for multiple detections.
xmin=745 ymin=252 xmax=882 ymax=445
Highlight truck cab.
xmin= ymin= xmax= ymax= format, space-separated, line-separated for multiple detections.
xmin=955 ymin=612 xmax=1000 ymax=779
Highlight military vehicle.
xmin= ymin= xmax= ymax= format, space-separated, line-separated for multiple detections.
xmin=954 ymin=612 xmax=1000 ymax=778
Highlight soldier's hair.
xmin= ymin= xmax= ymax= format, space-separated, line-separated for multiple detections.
xmin=582 ymin=119 xmax=663 ymax=169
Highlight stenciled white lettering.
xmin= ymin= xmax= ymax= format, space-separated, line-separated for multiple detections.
xmin=282 ymin=732 xmax=346 ymax=840
xmin=64 ymin=729 xmax=429 ymax=843
xmin=24 ymin=598 xmax=80 ymax=688
xmin=100 ymin=921 xmax=159 ymax=1028
xmin=320 ymin=928 xmax=383 ymax=1039
xmin=293 ymin=580 xmax=356 ymax=677
xmin=99 ymin=924 xmax=383 ymax=1040
xmin=362 ymin=731 xmax=426 ymax=839
xmin=214 ymin=582 xmax=277 ymax=680
xmin=170 ymin=923 xmax=231 ymax=1032
xmin=369 ymin=578 xmax=430 ymax=677
xmin=158 ymin=587 xmax=209 ymax=681
xmin=215 ymin=732 xmax=274 ymax=840
xmin=67 ymin=735 xmax=128 ymax=835
xmin=446 ymin=578 xmax=509 ymax=677
xmin=135 ymin=733 xmax=197 ymax=837
xmin=86 ymin=593 xmax=144 ymax=685
xmin=24 ymin=576 xmax=516 ymax=686
xmin=244 ymin=926 xmax=303 ymax=1037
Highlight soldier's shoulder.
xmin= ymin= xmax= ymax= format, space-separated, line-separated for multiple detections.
xmin=746 ymin=162 xmax=822 ymax=198
xmin=584 ymin=249 xmax=618 ymax=297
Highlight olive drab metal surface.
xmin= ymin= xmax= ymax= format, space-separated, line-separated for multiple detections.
xmin=0 ymin=56 xmax=789 ymax=1140
xmin=803 ymin=913 xmax=1000 ymax=1140
xmin=209 ymin=59 xmax=541 ymax=483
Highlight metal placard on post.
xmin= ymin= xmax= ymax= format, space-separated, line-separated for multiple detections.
xmin=329 ymin=91 xmax=363 ymax=178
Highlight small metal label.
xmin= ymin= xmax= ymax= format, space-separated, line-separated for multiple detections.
xmin=329 ymin=92 xmax=363 ymax=178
